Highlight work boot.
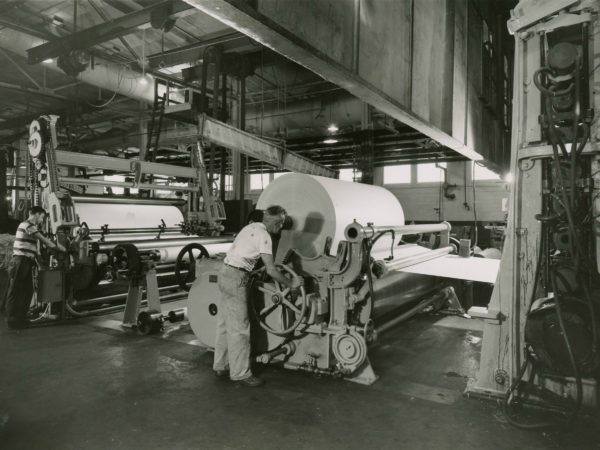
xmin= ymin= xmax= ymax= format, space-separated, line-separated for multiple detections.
xmin=236 ymin=376 xmax=264 ymax=387
xmin=6 ymin=319 xmax=29 ymax=330
xmin=214 ymin=370 xmax=229 ymax=380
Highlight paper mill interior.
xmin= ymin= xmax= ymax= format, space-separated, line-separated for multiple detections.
xmin=0 ymin=1 xmax=599 ymax=449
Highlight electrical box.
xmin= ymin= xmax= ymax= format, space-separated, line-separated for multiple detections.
xmin=37 ymin=269 xmax=65 ymax=303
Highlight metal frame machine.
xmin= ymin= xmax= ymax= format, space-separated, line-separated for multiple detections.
xmin=468 ymin=0 xmax=600 ymax=423
xmin=25 ymin=114 xmax=229 ymax=324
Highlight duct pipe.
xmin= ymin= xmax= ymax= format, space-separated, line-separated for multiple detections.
xmin=0 ymin=27 xmax=158 ymax=104
xmin=0 ymin=27 xmax=365 ymax=139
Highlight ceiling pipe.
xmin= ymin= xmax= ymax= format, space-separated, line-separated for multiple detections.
xmin=0 ymin=27 xmax=389 ymax=141
xmin=0 ymin=27 xmax=156 ymax=104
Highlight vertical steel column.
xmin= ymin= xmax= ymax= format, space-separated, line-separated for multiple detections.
xmin=238 ymin=75 xmax=247 ymax=222
xmin=0 ymin=146 xmax=7 ymax=232
xmin=220 ymin=71 xmax=228 ymax=201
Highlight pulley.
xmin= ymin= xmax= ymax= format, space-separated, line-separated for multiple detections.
xmin=332 ymin=331 xmax=367 ymax=374
xmin=28 ymin=119 xmax=44 ymax=159
xmin=37 ymin=165 xmax=49 ymax=189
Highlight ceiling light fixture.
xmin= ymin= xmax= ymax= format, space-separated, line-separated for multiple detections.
xmin=42 ymin=58 xmax=54 ymax=64
xmin=323 ymin=138 xmax=338 ymax=144
xmin=327 ymin=124 xmax=339 ymax=133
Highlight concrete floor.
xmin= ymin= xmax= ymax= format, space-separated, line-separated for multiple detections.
xmin=0 ymin=305 xmax=598 ymax=450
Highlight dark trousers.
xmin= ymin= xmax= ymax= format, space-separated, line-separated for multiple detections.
xmin=5 ymin=255 xmax=34 ymax=327
xmin=0 ymin=269 xmax=8 ymax=314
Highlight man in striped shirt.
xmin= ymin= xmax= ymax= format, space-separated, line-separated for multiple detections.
xmin=5 ymin=206 xmax=66 ymax=330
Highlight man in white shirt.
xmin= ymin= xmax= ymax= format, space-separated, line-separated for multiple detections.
xmin=213 ymin=205 xmax=301 ymax=387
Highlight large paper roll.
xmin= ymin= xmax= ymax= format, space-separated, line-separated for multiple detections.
xmin=256 ymin=174 xmax=405 ymax=257
xmin=74 ymin=201 xmax=184 ymax=230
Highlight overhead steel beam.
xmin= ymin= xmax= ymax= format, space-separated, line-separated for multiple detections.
xmin=182 ymin=0 xmax=485 ymax=162
xmin=55 ymin=150 xmax=197 ymax=178
xmin=159 ymin=114 xmax=335 ymax=177
xmin=60 ymin=176 xmax=200 ymax=192
xmin=0 ymin=16 xmax=55 ymax=41
xmin=27 ymin=0 xmax=193 ymax=64
xmin=54 ymin=118 xmax=334 ymax=178
xmin=201 ymin=115 xmax=335 ymax=177
xmin=87 ymin=0 xmax=140 ymax=61
xmin=0 ymin=47 xmax=42 ymax=89
xmin=0 ymin=81 xmax=69 ymax=101
xmin=146 ymin=30 xmax=252 ymax=69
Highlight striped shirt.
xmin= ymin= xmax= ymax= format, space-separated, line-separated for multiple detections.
xmin=13 ymin=220 xmax=39 ymax=259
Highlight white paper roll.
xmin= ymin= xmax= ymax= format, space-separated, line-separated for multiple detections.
xmin=74 ymin=202 xmax=184 ymax=230
xmin=256 ymin=174 xmax=405 ymax=257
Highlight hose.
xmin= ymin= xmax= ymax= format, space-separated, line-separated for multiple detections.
xmin=550 ymin=270 xmax=583 ymax=425
xmin=511 ymin=52 xmax=596 ymax=429
xmin=569 ymin=55 xmax=581 ymax=218
xmin=502 ymin=355 xmax=555 ymax=429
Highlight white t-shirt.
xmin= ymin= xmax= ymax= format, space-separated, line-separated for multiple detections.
xmin=224 ymin=222 xmax=272 ymax=272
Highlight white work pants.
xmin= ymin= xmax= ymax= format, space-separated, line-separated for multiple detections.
xmin=213 ymin=264 xmax=252 ymax=380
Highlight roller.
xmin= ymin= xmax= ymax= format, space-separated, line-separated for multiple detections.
xmin=89 ymin=232 xmax=189 ymax=242
xmin=73 ymin=200 xmax=185 ymax=229
xmin=98 ymin=236 xmax=233 ymax=263
xmin=71 ymin=195 xmax=186 ymax=206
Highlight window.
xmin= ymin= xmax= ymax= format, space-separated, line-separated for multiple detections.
xmin=473 ymin=163 xmax=501 ymax=181
xmin=383 ymin=165 xmax=411 ymax=184
xmin=213 ymin=175 xmax=233 ymax=191
xmin=417 ymin=163 xmax=446 ymax=183
xmin=104 ymin=175 xmax=125 ymax=195
xmin=338 ymin=168 xmax=361 ymax=182
xmin=250 ymin=173 xmax=270 ymax=190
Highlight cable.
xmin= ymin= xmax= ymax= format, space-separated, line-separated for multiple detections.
xmin=502 ymin=355 xmax=555 ymax=429
xmin=471 ymin=162 xmax=479 ymax=249
xmin=508 ymin=49 xmax=597 ymax=428
xmin=86 ymin=65 xmax=123 ymax=108
xmin=550 ymin=270 xmax=583 ymax=425
xmin=369 ymin=230 xmax=396 ymax=261
xmin=87 ymin=88 xmax=119 ymax=108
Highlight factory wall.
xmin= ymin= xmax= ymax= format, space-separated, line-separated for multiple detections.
xmin=372 ymin=162 xmax=509 ymax=223
xmin=245 ymin=161 xmax=509 ymax=223
xmin=255 ymin=0 xmax=513 ymax=171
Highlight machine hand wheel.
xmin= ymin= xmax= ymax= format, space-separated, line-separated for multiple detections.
xmin=175 ymin=243 xmax=209 ymax=291
xmin=251 ymin=264 xmax=307 ymax=336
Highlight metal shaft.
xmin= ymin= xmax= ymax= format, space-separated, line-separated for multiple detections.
xmin=345 ymin=221 xmax=451 ymax=242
